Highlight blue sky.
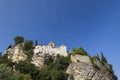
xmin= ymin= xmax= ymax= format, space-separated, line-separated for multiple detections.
xmin=0 ymin=0 xmax=120 ymax=78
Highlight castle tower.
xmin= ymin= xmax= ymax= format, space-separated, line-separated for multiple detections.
xmin=48 ymin=41 xmax=55 ymax=48
xmin=60 ymin=44 xmax=67 ymax=56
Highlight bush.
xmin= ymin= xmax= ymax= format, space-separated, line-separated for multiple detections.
xmin=53 ymin=55 xmax=71 ymax=70
xmin=17 ymin=74 xmax=32 ymax=80
xmin=15 ymin=61 xmax=41 ymax=80
xmin=72 ymin=47 xmax=88 ymax=55
xmin=51 ymin=70 xmax=68 ymax=80
xmin=43 ymin=55 xmax=70 ymax=80
xmin=44 ymin=55 xmax=54 ymax=66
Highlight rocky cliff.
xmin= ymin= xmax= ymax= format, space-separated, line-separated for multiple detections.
xmin=66 ymin=54 xmax=117 ymax=80
xmin=67 ymin=62 xmax=116 ymax=80
xmin=5 ymin=44 xmax=27 ymax=63
xmin=4 ymin=44 xmax=117 ymax=80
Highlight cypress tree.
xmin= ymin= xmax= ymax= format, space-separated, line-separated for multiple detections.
xmin=101 ymin=52 xmax=107 ymax=63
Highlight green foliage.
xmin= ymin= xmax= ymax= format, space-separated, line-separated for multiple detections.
xmin=72 ymin=47 xmax=88 ymax=55
xmin=90 ymin=57 xmax=94 ymax=64
xmin=0 ymin=64 xmax=17 ymax=80
xmin=17 ymin=74 xmax=32 ymax=80
xmin=51 ymin=70 xmax=68 ymax=80
xmin=23 ymin=40 xmax=34 ymax=61
xmin=89 ymin=57 xmax=96 ymax=68
xmin=101 ymin=52 xmax=107 ymax=63
xmin=0 ymin=54 xmax=14 ymax=68
xmin=52 ymin=55 xmax=71 ymax=71
xmin=44 ymin=55 xmax=54 ymax=66
xmin=15 ymin=61 xmax=41 ymax=80
xmin=90 ymin=56 xmax=100 ymax=69
xmin=44 ymin=55 xmax=71 ymax=71
xmin=109 ymin=64 xmax=114 ymax=74
xmin=42 ymin=55 xmax=70 ymax=80
xmin=103 ymin=64 xmax=114 ymax=74
xmin=39 ymin=69 xmax=51 ymax=80
xmin=68 ymin=53 xmax=72 ymax=58
xmin=14 ymin=36 xmax=24 ymax=45
xmin=35 ymin=40 xmax=38 ymax=46
xmin=96 ymin=54 xmax=100 ymax=61
xmin=23 ymin=40 xmax=33 ymax=51
xmin=26 ymin=50 xmax=34 ymax=62
xmin=7 ymin=45 xmax=12 ymax=49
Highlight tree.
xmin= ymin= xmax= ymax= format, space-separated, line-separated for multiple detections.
xmin=23 ymin=40 xmax=34 ymax=61
xmin=15 ymin=61 xmax=41 ymax=80
xmin=96 ymin=54 xmax=100 ymax=61
xmin=14 ymin=36 xmax=24 ymax=45
xmin=23 ymin=40 xmax=33 ymax=51
xmin=35 ymin=40 xmax=38 ymax=46
xmin=7 ymin=45 xmax=12 ymax=49
xmin=0 ymin=64 xmax=17 ymax=80
xmin=101 ymin=52 xmax=107 ymax=63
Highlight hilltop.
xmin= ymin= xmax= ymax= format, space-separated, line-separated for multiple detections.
xmin=0 ymin=36 xmax=118 ymax=80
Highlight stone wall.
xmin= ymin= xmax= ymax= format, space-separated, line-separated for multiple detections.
xmin=71 ymin=54 xmax=91 ymax=63
xmin=34 ymin=44 xmax=67 ymax=56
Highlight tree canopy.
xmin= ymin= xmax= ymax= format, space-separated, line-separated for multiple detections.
xmin=14 ymin=36 xmax=24 ymax=45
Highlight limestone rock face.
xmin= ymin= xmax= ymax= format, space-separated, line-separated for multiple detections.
xmin=66 ymin=55 xmax=117 ymax=80
xmin=67 ymin=62 xmax=115 ymax=80
xmin=31 ymin=52 xmax=46 ymax=68
xmin=5 ymin=44 xmax=27 ymax=63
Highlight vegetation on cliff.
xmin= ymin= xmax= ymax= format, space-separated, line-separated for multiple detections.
xmin=0 ymin=36 xmax=117 ymax=80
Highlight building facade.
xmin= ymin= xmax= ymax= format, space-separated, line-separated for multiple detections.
xmin=34 ymin=41 xmax=68 ymax=56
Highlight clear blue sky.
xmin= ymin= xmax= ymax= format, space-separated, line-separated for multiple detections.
xmin=0 ymin=0 xmax=120 ymax=78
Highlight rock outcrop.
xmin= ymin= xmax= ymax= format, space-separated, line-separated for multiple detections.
xmin=67 ymin=62 xmax=116 ymax=80
xmin=66 ymin=55 xmax=117 ymax=80
xmin=31 ymin=52 xmax=50 ymax=68
xmin=5 ymin=44 xmax=27 ymax=63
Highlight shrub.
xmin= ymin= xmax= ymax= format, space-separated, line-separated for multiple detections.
xmin=51 ymin=70 xmax=68 ymax=80
xmin=72 ymin=47 xmax=88 ymax=55
xmin=17 ymin=74 xmax=32 ymax=80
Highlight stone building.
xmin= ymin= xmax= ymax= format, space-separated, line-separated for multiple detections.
xmin=34 ymin=41 xmax=68 ymax=56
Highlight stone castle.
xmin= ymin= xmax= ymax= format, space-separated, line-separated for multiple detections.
xmin=34 ymin=41 xmax=68 ymax=56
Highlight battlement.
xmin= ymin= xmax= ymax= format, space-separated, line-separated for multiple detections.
xmin=34 ymin=42 xmax=68 ymax=56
